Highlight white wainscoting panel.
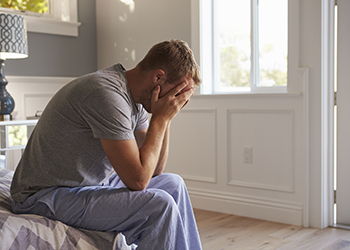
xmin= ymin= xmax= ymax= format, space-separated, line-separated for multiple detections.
xmin=6 ymin=76 xmax=75 ymax=119
xmin=166 ymin=108 xmax=217 ymax=183
xmin=23 ymin=93 xmax=56 ymax=118
xmin=227 ymin=109 xmax=295 ymax=192
xmin=167 ymin=68 xmax=309 ymax=226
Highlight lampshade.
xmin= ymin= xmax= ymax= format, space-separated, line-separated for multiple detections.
xmin=0 ymin=13 xmax=28 ymax=60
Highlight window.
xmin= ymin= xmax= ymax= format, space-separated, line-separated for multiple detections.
xmin=0 ymin=0 xmax=49 ymax=14
xmin=0 ymin=0 xmax=80 ymax=37
xmin=8 ymin=125 xmax=28 ymax=147
xmin=200 ymin=0 xmax=288 ymax=94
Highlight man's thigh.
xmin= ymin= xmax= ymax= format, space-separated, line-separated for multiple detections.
xmin=13 ymin=173 xmax=186 ymax=233
xmin=13 ymin=185 xmax=159 ymax=232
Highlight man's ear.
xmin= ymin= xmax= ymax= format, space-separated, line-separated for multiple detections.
xmin=152 ymin=69 xmax=167 ymax=84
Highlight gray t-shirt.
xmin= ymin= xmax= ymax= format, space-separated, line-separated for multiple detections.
xmin=10 ymin=64 xmax=149 ymax=202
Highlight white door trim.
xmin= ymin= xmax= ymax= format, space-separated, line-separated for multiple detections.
xmin=321 ymin=0 xmax=335 ymax=229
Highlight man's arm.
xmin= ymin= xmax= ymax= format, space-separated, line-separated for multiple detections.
xmin=154 ymin=121 xmax=170 ymax=176
xmin=100 ymin=116 xmax=168 ymax=191
xmin=134 ymin=122 xmax=171 ymax=177
xmin=100 ymin=82 xmax=193 ymax=191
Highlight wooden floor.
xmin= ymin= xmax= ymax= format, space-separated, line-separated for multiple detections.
xmin=194 ymin=209 xmax=350 ymax=250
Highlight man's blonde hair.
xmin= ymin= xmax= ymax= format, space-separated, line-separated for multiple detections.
xmin=137 ymin=39 xmax=201 ymax=86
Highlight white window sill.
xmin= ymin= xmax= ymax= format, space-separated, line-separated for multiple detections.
xmin=194 ymin=91 xmax=302 ymax=98
xmin=25 ymin=15 xmax=81 ymax=37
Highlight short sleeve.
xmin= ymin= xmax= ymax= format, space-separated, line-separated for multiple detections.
xmin=80 ymin=87 xmax=135 ymax=141
xmin=134 ymin=104 xmax=149 ymax=131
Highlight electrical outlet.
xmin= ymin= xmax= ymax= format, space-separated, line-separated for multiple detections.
xmin=244 ymin=147 xmax=253 ymax=164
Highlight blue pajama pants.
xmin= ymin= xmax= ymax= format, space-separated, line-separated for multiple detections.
xmin=12 ymin=173 xmax=202 ymax=250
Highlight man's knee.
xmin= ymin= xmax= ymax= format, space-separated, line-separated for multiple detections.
xmin=157 ymin=173 xmax=185 ymax=187
xmin=152 ymin=189 xmax=177 ymax=208
xmin=148 ymin=173 xmax=188 ymax=205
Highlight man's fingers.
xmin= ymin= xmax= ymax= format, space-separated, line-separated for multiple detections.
xmin=168 ymin=81 xmax=189 ymax=97
xmin=152 ymin=82 xmax=194 ymax=119
xmin=182 ymin=99 xmax=190 ymax=109
xmin=152 ymin=85 xmax=160 ymax=104
xmin=175 ymin=88 xmax=194 ymax=111
xmin=177 ymin=87 xmax=195 ymax=103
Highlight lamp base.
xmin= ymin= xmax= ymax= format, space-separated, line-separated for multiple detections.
xmin=0 ymin=60 xmax=15 ymax=117
xmin=0 ymin=114 xmax=12 ymax=121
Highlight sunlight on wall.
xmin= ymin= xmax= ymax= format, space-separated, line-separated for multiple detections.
xmin=118 ymin=0 xmax=135 ymax=22
xmin=124 ymin=47 xmax=136 ymax=62
xmin=117 ymin=0 xmax=136 ymax=62
xmin=120 ymin=0 xmax=135 ymax=12
xmin=119 ymin=13 xmax=127 ymax=22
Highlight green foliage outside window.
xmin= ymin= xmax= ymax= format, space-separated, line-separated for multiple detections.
xmin=220 ymin=44 xmax=287 ymax=88
xmin=217 ymin=0 xmax=287 ymax=89
xmin=259 ymin=44 xmax=287 ymax=86
xmin=220 ymin=46 xmax=250 ymax=88
xmin=8 ymin=125 xmax=27 ymax=147
xmin=0 ymin=0 xmax=48 ymax=14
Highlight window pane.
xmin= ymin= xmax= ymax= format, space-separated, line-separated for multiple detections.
xmin=8 ymin=125 xmax=28 ymax=147
xmin=0 ymin=0 xmax=49 ymax=14
xmin=259 ymin=0 xmax=288 ymax=86
xmin=217 ymin=0 xmax=250 ymax=91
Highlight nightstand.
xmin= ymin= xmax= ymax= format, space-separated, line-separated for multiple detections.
xmin=0 ymin=119 xmax=38 ymax=170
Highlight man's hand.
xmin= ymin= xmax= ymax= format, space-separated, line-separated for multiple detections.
xmin=151 ymin=81 xmax=194 ymax=124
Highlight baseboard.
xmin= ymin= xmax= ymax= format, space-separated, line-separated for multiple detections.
xmin=189 ymin=187 xmax=303 ymax=226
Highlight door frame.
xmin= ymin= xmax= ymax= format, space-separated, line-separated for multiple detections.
xmin=321 ymin=0 xmax=335 ymax=229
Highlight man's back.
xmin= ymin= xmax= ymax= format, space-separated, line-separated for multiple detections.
xmin=10 ymin=64 xmax=148 ymax=202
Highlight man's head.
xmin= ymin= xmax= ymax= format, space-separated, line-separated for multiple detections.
xmin=137 ymin=39 xmax=201 ymax=87
xmin=131 ymin=39 xmax=201 ymax=113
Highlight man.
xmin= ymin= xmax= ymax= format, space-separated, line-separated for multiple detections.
xmin=10 ymin=39 xmax=202 ymax=250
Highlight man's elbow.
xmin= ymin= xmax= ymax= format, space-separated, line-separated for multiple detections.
xmin=132 ymin=172 xmax=162 ymax=190
xmin=127 ymin=179 xmax=149 ymax=191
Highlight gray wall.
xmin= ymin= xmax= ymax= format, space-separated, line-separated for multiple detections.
xmin=5 ymin=0 xmax=97 ymax=77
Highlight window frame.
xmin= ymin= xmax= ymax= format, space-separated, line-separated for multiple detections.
xmin=0 ymin=0 xmax=80 ymax=37
xmin=193 ymin=0 xmax=291 ymax=95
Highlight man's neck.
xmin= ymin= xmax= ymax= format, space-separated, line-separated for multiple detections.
xmin=125 ymin=67 xmax=144 ymax=104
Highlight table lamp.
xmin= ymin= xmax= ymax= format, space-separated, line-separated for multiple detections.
xmin=0 ymin=13 xmax=28 ymax=121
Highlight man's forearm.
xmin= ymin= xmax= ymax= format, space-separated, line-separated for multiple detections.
xmin=153 ymin=122 xmax=170 ymax=176
xmin=138 ymin=116 xmax=168 ymax=184
xmin=100 ymin=116 xmax=168 ymax=191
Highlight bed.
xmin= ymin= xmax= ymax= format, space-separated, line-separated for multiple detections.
xmin=0 ymin=168 xmax=137 ymax=250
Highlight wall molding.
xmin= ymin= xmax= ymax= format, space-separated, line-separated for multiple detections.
xmin=7 ymin=76 xmax=76 ymax=85
xmin=227 ymin=180 xmax=294 ymax=193
xmin=298 ymin=67 xmax=310 ymax=227
xmin=193 ymin=92 xmax=303 ymax=99
xmin=189 ymin=187 xmax=303 ymax=226
xmin=181 ymin=175 xmax=216 ymax=183
xmin=23 ymin=93 xmax=57 ymax=118
xmin=169 ymin=108 xmax=218 ymax=184
xmin=226 ymin=108 xmax=295 ymax=193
